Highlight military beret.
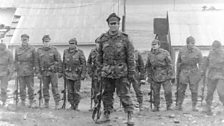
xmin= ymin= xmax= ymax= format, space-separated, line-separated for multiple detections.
xmin=151 ymin=39 xmax=160 ymax=45
xmin=186 ymin=36 xmax=195 ymax=44
xmin=21 ymin=34 xmax=29 ymax=39
xmin=212 ymin=40 xmax=222 ymax=48
xmin=69 ymin=38 xmax=77 ymax=45
xmin=42 ymin=35 xmax=51 ymax=41
xmin=106 ymin=13 xmax=120 ymax=23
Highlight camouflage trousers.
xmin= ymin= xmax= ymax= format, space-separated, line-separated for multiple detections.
xmin=177 ymin=69 xmax=201 ymax=106
xmin=176 ymin=80 xmax=199 ymax=107
xmin=152 ymin=80 xmax=172 ymax=108
xmin=206 ymin=79 xmax=224 ymax=106
xmin=131 ymin=78 xmax=143 ymax=104
xmin=102 ymin=77 xmax=134 ymax=113
xmin=18 ymin=75 xmax=34 ymax=102
xmin=42 ymin=74 xmax=60 ymax=104
xmin=0 ymin=76 xmax=8 ymax=103
xmin=66 ymin=79 xmax=81 ymax=106
xmin=91 ymin=78 xmax=100 ymax=104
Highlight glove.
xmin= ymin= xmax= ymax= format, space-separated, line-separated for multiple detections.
xmin=58 ymin=73 xmax=63 ymax=78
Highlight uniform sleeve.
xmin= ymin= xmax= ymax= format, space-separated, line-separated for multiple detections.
xmin=35 ymin=49 xmax=41 ymax=74
xmin=32 ymin=48 xmax=37 ymax=73
xmin=145 ymin=53 xmax=152 ymax=77
xmin=176 ymin=50 xmax=182 ymax=76
xmin=165 ymin=51 xmax=174 ymax=79
xmin=79 ymin=50 xmax=87 ymax=78
xmin=87 ymin=51 xmax=93 ymax=76
xmin=137 ymin=52 xmax=145 ymax=80
xmin=62 ymin=50 xmax=66 ymax=74
xmin=54 ymin=48 xmax=62 ymax=73
xmin=126 ymin=39 xmax=135 ymax=76
xmin=197 ymin=50 xmax=203 ymax=72
xmin=8 ymin=50 xmax=14 ymax=73
xmin=14 ymin=48 xmax=18 ymax=71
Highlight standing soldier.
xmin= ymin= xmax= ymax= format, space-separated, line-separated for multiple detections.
xmin=0 ymin=42 xmax=13 ymax=106
xmin=36 ymin=35 xmax=62 ymax=109
xmin=15 ymin=34 xmax=36 ymax=107
xmin=96 ymin=13 xmax=135 ymax=125
xmin=176 ymin=36 xmax=203 ymax=111
xmin=203 ymin=40 xmax=224 ymax=115
xmin=132 ymin=50 xmax=145 ymax=111
xmin=63 ymin=38 xmax=86 ymax=111
xmin=87 ymin=42 xmax=100 ymax=110
xmin=145 ymin=39 xmax=173 ymax=112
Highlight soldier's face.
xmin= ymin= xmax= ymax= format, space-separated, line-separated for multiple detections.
xmin=187 ymin=41 xmax=195 ymax=49
xmin=21 ymin=38 xmax=29 ymax=45
xmin=43 ymin=39 xmax=50 ymax=47
xmin=108 ymin=21 xmax=119 ymax=32
xmin=152 ymin=43 xmax=159 ymax=50
xmin=69 ymin=43 xmax=77 ymax=49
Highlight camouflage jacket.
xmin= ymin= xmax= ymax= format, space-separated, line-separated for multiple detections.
xmin=145 ymin=48 xmax=173 ymax=82
xmin=0 ymin=48 xmax=13 ymax=76
xmin=134 ymin=50 xmax=145 ymax=80
xmin=204 ymin=48 xmax=224 ymax=80
xmin=15 ymin=44 xmax=36 ymax=76
xmin=36 ymin=45 xmax=62 ymax=76
xmin=97 ymin=31 xmax=135 ymax=79
xmin=176 ymin=46 xmax=203 ymax=74
xmin=63 ymin=48 xmax=86 ymax=80
xmin=87 ymin=48 xmax=100 ymax=80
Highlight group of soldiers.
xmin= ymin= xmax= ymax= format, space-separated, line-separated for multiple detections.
xmin=0 ymin=12 xmax=224 ymax=125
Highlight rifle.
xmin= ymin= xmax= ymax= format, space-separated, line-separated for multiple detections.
xmin=90 ymin=84 xmax=94 ymax=110
xmin=148 ymin=82 xmax=154 ymax=109
xmin=61 ymin=76 xmax=67 ymax=109
xmin=201 ymin=75 xmax=206 ymax=106
xmin=92 ymin=77 xmax=102 ymax=122
xmin=39 ymin=78 xmax=43 ymax=107
xmin=15 ymin=77 xmax=19 ymax=105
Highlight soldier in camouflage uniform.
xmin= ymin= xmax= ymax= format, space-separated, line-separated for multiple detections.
xmin=96 ymin=13 xmax=135 ymax=125
xmin=36 ymin=35 xmax=62 ymax=109
xmin=15 ymin=34 xmax=36 ymax=107
xmin=63 ymin=38 xmax=86 ymax=111
xmin=203 ymin=40 xmax=224 ymax=115
xmin=176 ymin=36 xmax=203 ymax=111
xmin=132 ymin=50 xmax=145 ymax=111
xmin=145 ymin=39 xmax=173 ymax=112
xmin=87 ymin=42 xmax=100 ymax=109
xmin=0 ymin=42 xmax=13 ymax=106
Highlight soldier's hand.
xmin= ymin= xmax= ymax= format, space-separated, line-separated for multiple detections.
xmin=37 ymin=73 xmax=42 ymax=79
xmin=140 ymin=80 xmax=146 ymax=85
xmin=171 ymin=78 xmax=175 ymax=84
xmin=128 ymin=74 xmax=135 ymax=83
xmin=81 ymin=75 xmax=85 ymax=80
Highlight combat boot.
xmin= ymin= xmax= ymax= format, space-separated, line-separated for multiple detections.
xmin=74 ymin=104 xmax=80 ymax=111
xmin=28 ymin=100 xmax=35 ymax=108
xmin=20 ymin=100 xmax=26 ymax=106
xmin=203 ymin=105 xmax=213 ymax=115
xmin=55 ymin=102 xmax=60 ymax=110
xmin=44 ymin=101 xmax=49 ymax=108
xmin=96 ymin=111 xmax=110 ymax=124
xmin=139 ymin=103 xmax=143 ymax=111
xmin=167 ymin=104 xmax=172 ymax=111
xmin=192 ymin=104 xmax=198 ymax=112
xmin=152 ymin=106 xmax=159 ymax=112
xmin=127 ymin=111 xmax=135 ymax=126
